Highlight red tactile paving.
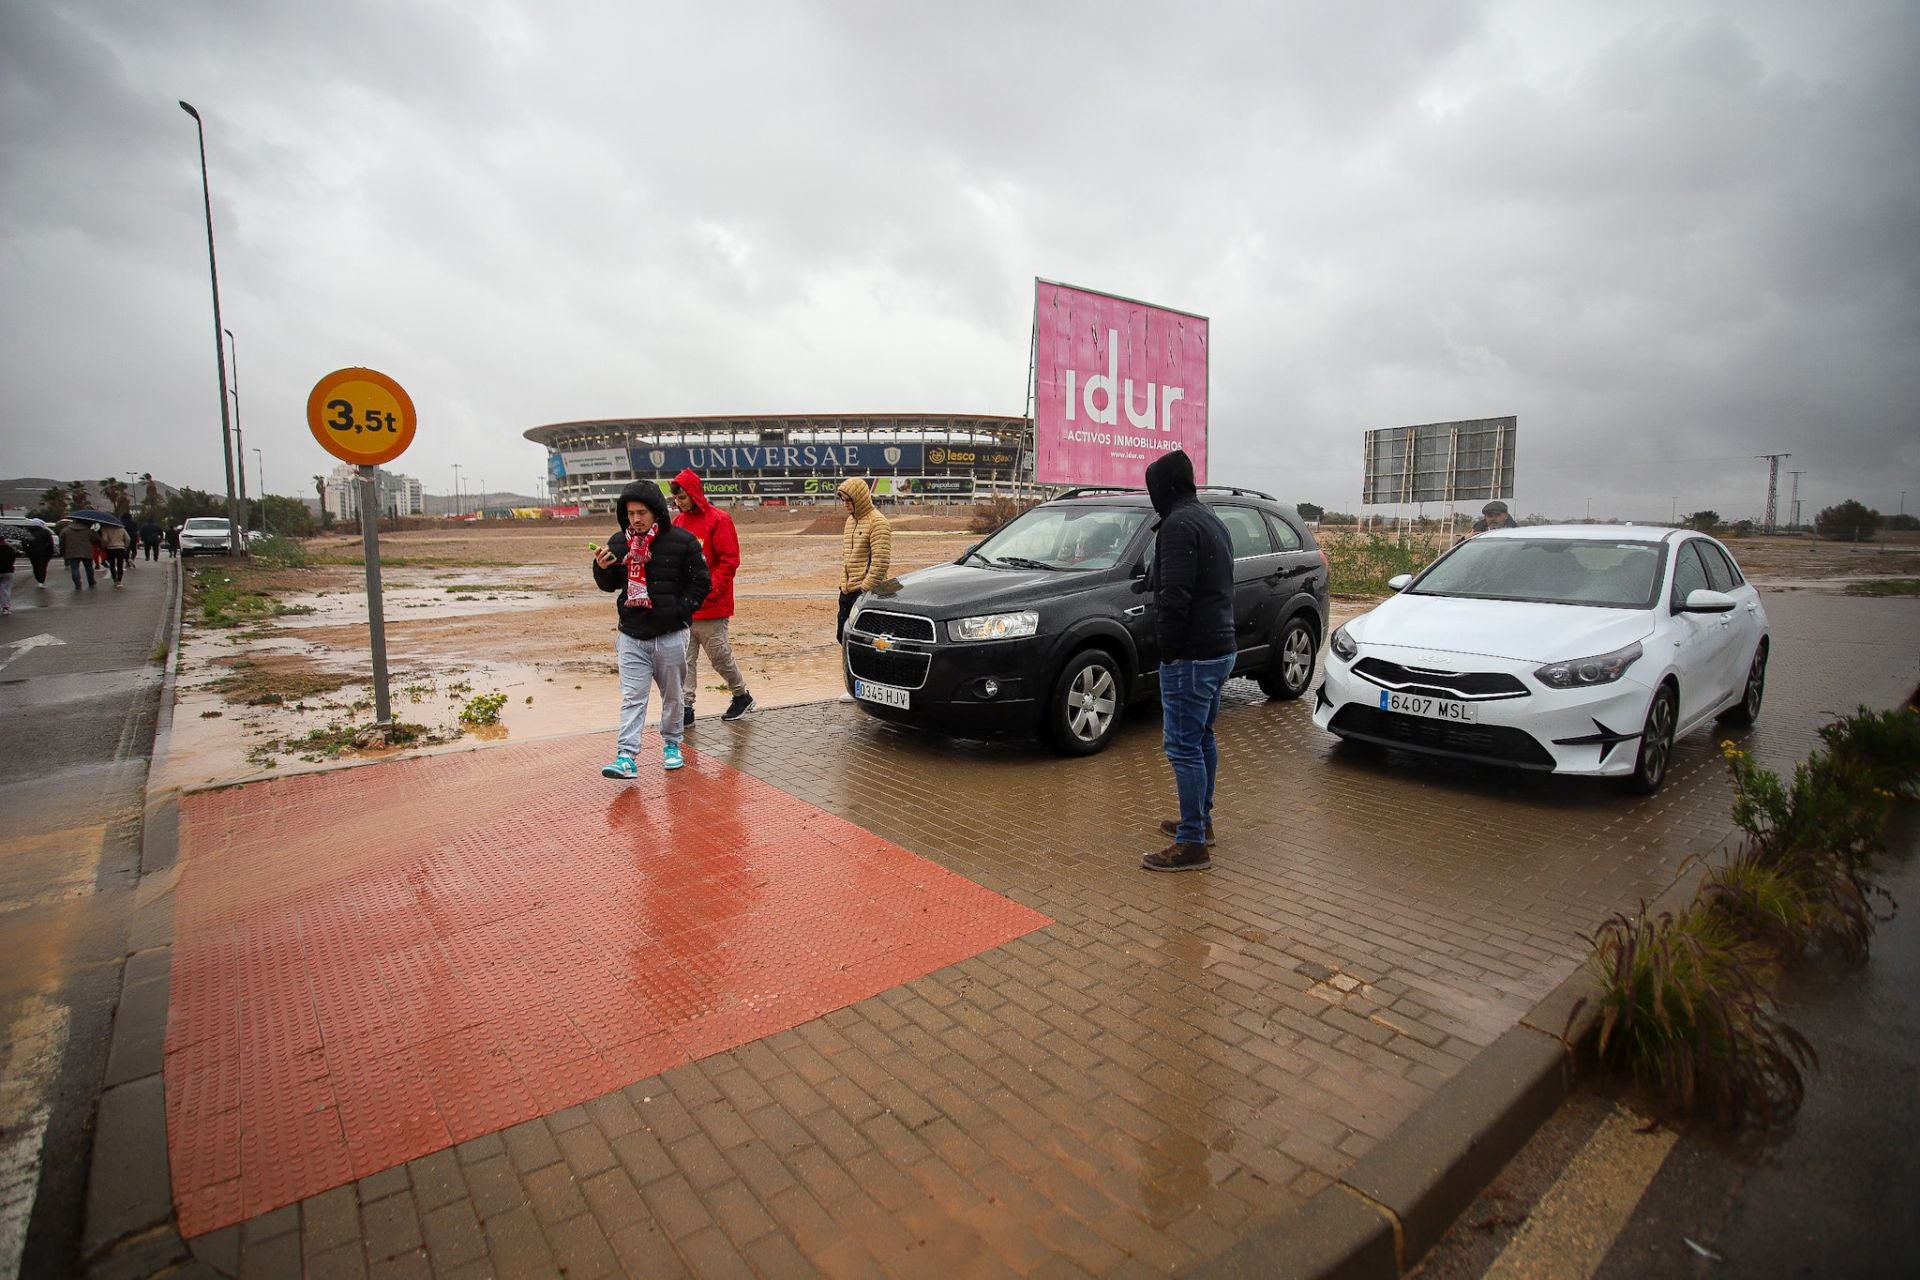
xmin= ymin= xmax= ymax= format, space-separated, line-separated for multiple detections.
xmin=164 ymin=734 xmax=1050 ymax=1237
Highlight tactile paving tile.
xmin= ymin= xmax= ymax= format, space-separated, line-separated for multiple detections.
xmin=165 ymin=733 xmax=1050 ymax=1236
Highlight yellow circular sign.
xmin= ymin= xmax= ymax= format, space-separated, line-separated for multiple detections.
xmin=307 ymin=367 xmax=417 ymax=465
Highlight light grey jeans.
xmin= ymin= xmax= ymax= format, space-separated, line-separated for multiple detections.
xmin=682 ymin=617 xmax=747 ymax=704
xmin=616 ymin=629 xmax=686 ymax=757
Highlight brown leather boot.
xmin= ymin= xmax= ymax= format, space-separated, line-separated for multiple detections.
xmin=1157 ymin=819 xmax=1216 ymax=846
xmin=1141 ymin=842 xmax=1211 ymax=873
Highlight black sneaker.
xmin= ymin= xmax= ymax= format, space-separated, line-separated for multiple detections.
xmin=680 ymin=701 xmax=694 ymax=733
xmin=1141 ymin=842 xmax=1211 ymax=873
xmin=722 ymin=692 xmax=756 ymax=721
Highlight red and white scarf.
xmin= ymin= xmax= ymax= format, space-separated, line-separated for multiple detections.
xmin=624 ymin=527 xmax=657 ymax=608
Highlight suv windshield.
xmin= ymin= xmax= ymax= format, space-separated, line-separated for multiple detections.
xmin=1411 ymin=538 xmax=1665 ymax=609
xmin=970 ymin=507 xmax=1148 ymax=572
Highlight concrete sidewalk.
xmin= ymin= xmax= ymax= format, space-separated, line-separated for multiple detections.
xmin=91 ymin=589 xmax=1918 ymax=1277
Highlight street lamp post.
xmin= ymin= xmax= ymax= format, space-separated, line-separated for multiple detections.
xmin=452 ymin=463 xmax=461 ymax=516
xmin=254 ymin=447 xmax=267 ymax=534
xmin=178 ymin=101 xmax=241 ymax=544
xmin=224 ymin=327 xmax=249 ymax=530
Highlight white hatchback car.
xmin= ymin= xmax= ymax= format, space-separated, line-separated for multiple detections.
xmin=1313 ymin=526 xmax=1768 ymax=793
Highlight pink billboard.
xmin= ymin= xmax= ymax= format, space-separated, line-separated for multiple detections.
xmin=1033 ymin=279 xmax=1208 ymax=487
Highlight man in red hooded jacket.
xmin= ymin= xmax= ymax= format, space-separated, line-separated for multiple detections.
xmin=670 ymin=469 xmax=756 ymax=724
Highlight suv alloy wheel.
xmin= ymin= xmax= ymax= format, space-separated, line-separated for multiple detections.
xmin=1257 ymin=616 xmax=1316 ymax=701
xmin=1047 ymin=649 xmax=1124 ymax=756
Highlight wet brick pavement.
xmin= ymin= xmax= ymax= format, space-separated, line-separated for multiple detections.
xmin=170 ymin=588 xmax=1917 ymax=1277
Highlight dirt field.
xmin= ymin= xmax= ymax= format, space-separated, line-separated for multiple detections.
xmin=152 ymin=522 xmax=1920 ymax=794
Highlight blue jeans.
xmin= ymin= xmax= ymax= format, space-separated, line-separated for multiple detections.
xmin=1161 ymin=654 xmax=1235 ymax=844
xmin=616 ymin=629 xmax=687 ymax=757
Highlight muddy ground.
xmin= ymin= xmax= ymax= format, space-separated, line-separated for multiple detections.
xmin=153 ymin=523 xmax=1920 ymax=794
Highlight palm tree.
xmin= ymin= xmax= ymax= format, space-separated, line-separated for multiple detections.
xmin=141 ymin=472 xmax=161 ymax=518
xmin=39 ymin=485 xmax=69 ymax=522
xmin=67 ymin=479 xmax=90 ymax=510
xmin=314 ymin=474 xmax=329 ymax=521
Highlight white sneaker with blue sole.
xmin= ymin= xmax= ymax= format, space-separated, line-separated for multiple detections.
xmin=601 ymin=753 xmax=637 ymax=779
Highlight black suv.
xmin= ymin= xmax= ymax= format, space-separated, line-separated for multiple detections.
xmin=842 ymin=486 xmax=1329 ymax=755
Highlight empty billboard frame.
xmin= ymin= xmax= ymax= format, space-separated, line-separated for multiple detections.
xmin=1362 ymin=416 xmax=1517 ymax=506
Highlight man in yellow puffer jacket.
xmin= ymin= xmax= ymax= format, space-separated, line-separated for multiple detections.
xmin=835 ymin=478 xmax=892 ymax=644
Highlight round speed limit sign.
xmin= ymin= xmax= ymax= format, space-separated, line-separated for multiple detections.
xmin=307 ymin=367 xmax=418 ymax=465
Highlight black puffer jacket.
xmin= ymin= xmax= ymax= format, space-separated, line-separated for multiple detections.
xmin=592 ymin=481 xmax=711 ymax=640
xmin=1145 ymin=450 xmax=1235 ymax=662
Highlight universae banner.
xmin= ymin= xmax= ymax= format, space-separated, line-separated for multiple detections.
xmin=1033 ymin=280 xmax=1208 ymax=487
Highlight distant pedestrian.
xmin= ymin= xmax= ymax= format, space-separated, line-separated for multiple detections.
xmin=592 ymin=481 xmax=711 ymax=778
xmin=834 ymin=478 xmax=893 ymax=702
xmin=1141 ymin=450 xmax=1235 ymax=873
xmin=139 ymin=517 xmax=163 ymax=561
xmin=1471 ymin=500 xmax=1515 ymax=535
xmin=163 ymin=522 xmax=180 ymax=558
xmin=0 ymin=535 xmax=15 ymax=615
xmin=670 ymin=470 xmax=755 ymax=726
xmin=100 ymin=519 xmax=131 ymax=585
xmin=61 ymin=521 xmax=96 ymax=588
xmin=25 ymin=519 xmax=55 ymax=588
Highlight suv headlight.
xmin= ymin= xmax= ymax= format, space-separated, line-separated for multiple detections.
xmin=949 ymin=610 xmax=1039 ymax=642
xmin=1534 ymin=641 xmax=1643 ymax=690
xmin=1330 ymin=624 xmax=1358 ymax=661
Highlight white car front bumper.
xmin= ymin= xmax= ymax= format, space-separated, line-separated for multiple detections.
xmin=1312 ymin=644 xmax=1659 ymax=777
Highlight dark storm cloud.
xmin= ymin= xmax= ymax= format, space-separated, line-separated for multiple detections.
xmin=0 ymin=1 xmax=1913 ymax=523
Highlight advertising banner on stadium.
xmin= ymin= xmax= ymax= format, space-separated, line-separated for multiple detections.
xmin=560 ymin=448 xmax=630 ymax=476
xmin=630 ymin=443 xmax=924 ymax=474
xmin=1032 ymin=279 xmax=1208 ymax=487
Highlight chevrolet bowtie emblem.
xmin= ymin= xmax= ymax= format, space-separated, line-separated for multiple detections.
xmin=873 ymin=636 xmax=893 ymax=652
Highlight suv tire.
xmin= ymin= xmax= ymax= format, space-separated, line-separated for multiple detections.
xmin=1257 ymin=615 xmax=1316 ymax=701
xmin=1046 ymin=649 xmax=1125 ymax=757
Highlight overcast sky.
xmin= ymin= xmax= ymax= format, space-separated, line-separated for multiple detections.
xmin=3 ymin=1 xmax=1915 ymax=522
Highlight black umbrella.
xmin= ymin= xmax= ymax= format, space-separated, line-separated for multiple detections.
xmin=64 ymin=509 xmax=128 ymax=528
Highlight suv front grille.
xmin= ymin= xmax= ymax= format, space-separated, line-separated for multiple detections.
xmin=852 ymin=610 xmax=936 ymax=642
xmin=847 ymin=643 xmax=931 ymax=689
xmin=1351 ymin=658 xmax=1528 ymax=701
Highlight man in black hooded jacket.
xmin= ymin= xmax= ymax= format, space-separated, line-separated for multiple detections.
xmin=591 ymin=481 xmax=711 ymax=777
xmin=1142 ymin=450 xmax=1235 ymax=872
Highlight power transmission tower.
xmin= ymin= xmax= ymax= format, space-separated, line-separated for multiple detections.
xmin=1759 ymin=453 xmax=1790 ymax=534
xmin=1788 ymin=470 xmax=1804 ymax=530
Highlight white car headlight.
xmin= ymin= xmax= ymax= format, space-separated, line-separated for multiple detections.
xmin=949 ymin=610 xmax=1039 ymax=642
xmin=1330 ymin=624 xmax=1358 ymax=661
xmin=1534 ymin=641 xmax=1643 ymax=690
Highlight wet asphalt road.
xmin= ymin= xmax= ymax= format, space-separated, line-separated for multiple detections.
xmin=0 ymin=555 xmax=171 ymax=1277
xmin=1594 ymin=806 xmax=1920 ymax=1279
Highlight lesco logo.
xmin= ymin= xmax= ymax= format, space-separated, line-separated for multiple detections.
xmin=927 ymin=447 xmax=946 ymax=465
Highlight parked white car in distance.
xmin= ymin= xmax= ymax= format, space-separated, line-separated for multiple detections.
xmin=179 ymin=516 xmax=235 ymax=556
xmin=1312 ymin=526 xmax=1769 ymax=794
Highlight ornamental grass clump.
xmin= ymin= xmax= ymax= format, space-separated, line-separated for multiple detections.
xmin=1590 ymin=703 xmax=1916 ymax=1126
xmin=1591 ymin=901 xmax=1815 ymax=1126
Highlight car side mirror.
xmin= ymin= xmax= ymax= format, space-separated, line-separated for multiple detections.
xmin=1681 ymin=588 xmax=1737 ymax=614
xmin=1386 ymin=574 xmax=1413 ymax=592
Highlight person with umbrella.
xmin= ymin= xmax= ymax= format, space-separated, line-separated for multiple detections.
xmin=60 ymin=520 xmax=97 ymax=589
xmin=24 ymin=518 xmax=55 ymax=589
xmin=99 ymin=517 xmax=132 ymax=585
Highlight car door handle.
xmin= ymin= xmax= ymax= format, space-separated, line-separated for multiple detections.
xmin=1124 ymin=605 xmax=1146 ymax=617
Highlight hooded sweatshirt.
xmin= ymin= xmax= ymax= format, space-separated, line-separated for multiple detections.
xmin=1144 ymin=450 xmax=1235 ymax=661
xmin=591 ymin=481 xmax=711 ymax=640
xmin=670 ymin=469 xmax=740 ymax=620
xmin=837 ymin=478 xmax=892 ymax=593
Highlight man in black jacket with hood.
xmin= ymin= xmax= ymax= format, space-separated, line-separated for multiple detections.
xmin=1142 ymin=449 xmax=1235 ymax=872
xmin=592 ymin=481 xmax=711 ymax=777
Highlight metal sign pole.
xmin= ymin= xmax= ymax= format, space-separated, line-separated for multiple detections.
xmin=358 ymin=465 xmax=392 ymax=726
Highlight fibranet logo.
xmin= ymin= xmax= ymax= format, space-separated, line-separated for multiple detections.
xmin=1063 ymin=328 xmax=1187 ymax=433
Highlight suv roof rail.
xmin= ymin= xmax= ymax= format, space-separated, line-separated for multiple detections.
xmin=1197 ymin=484 xmax=1276 ymax=500
xmin=1051 ymin=486 xmax=1146 ymax=500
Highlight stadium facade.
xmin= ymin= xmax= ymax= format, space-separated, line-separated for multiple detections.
xmin=525 ymin=413 xmax=1035 ymax=510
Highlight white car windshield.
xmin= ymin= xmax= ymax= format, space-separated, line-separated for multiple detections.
xmin=184 ymin=519 xmax=229 ymax=531
xmin=968 ymin=507 xmax=1148 ymax=572
xmin=1410 ymin=538 xmax=1666 ymax=609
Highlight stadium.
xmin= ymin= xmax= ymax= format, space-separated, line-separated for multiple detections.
xmin=525 ymin=413 xmax=1034 ymax=511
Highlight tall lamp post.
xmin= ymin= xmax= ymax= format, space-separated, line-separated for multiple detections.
xmin=224 ymin=327 xmax=249 ymax=528
xmin=254 ymin=447 xmax=268 ymax=534
xmin=179 ymin=101 xmax=240 ymax=543
xmin=452 ymin=463 xmax=462 ymax=516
